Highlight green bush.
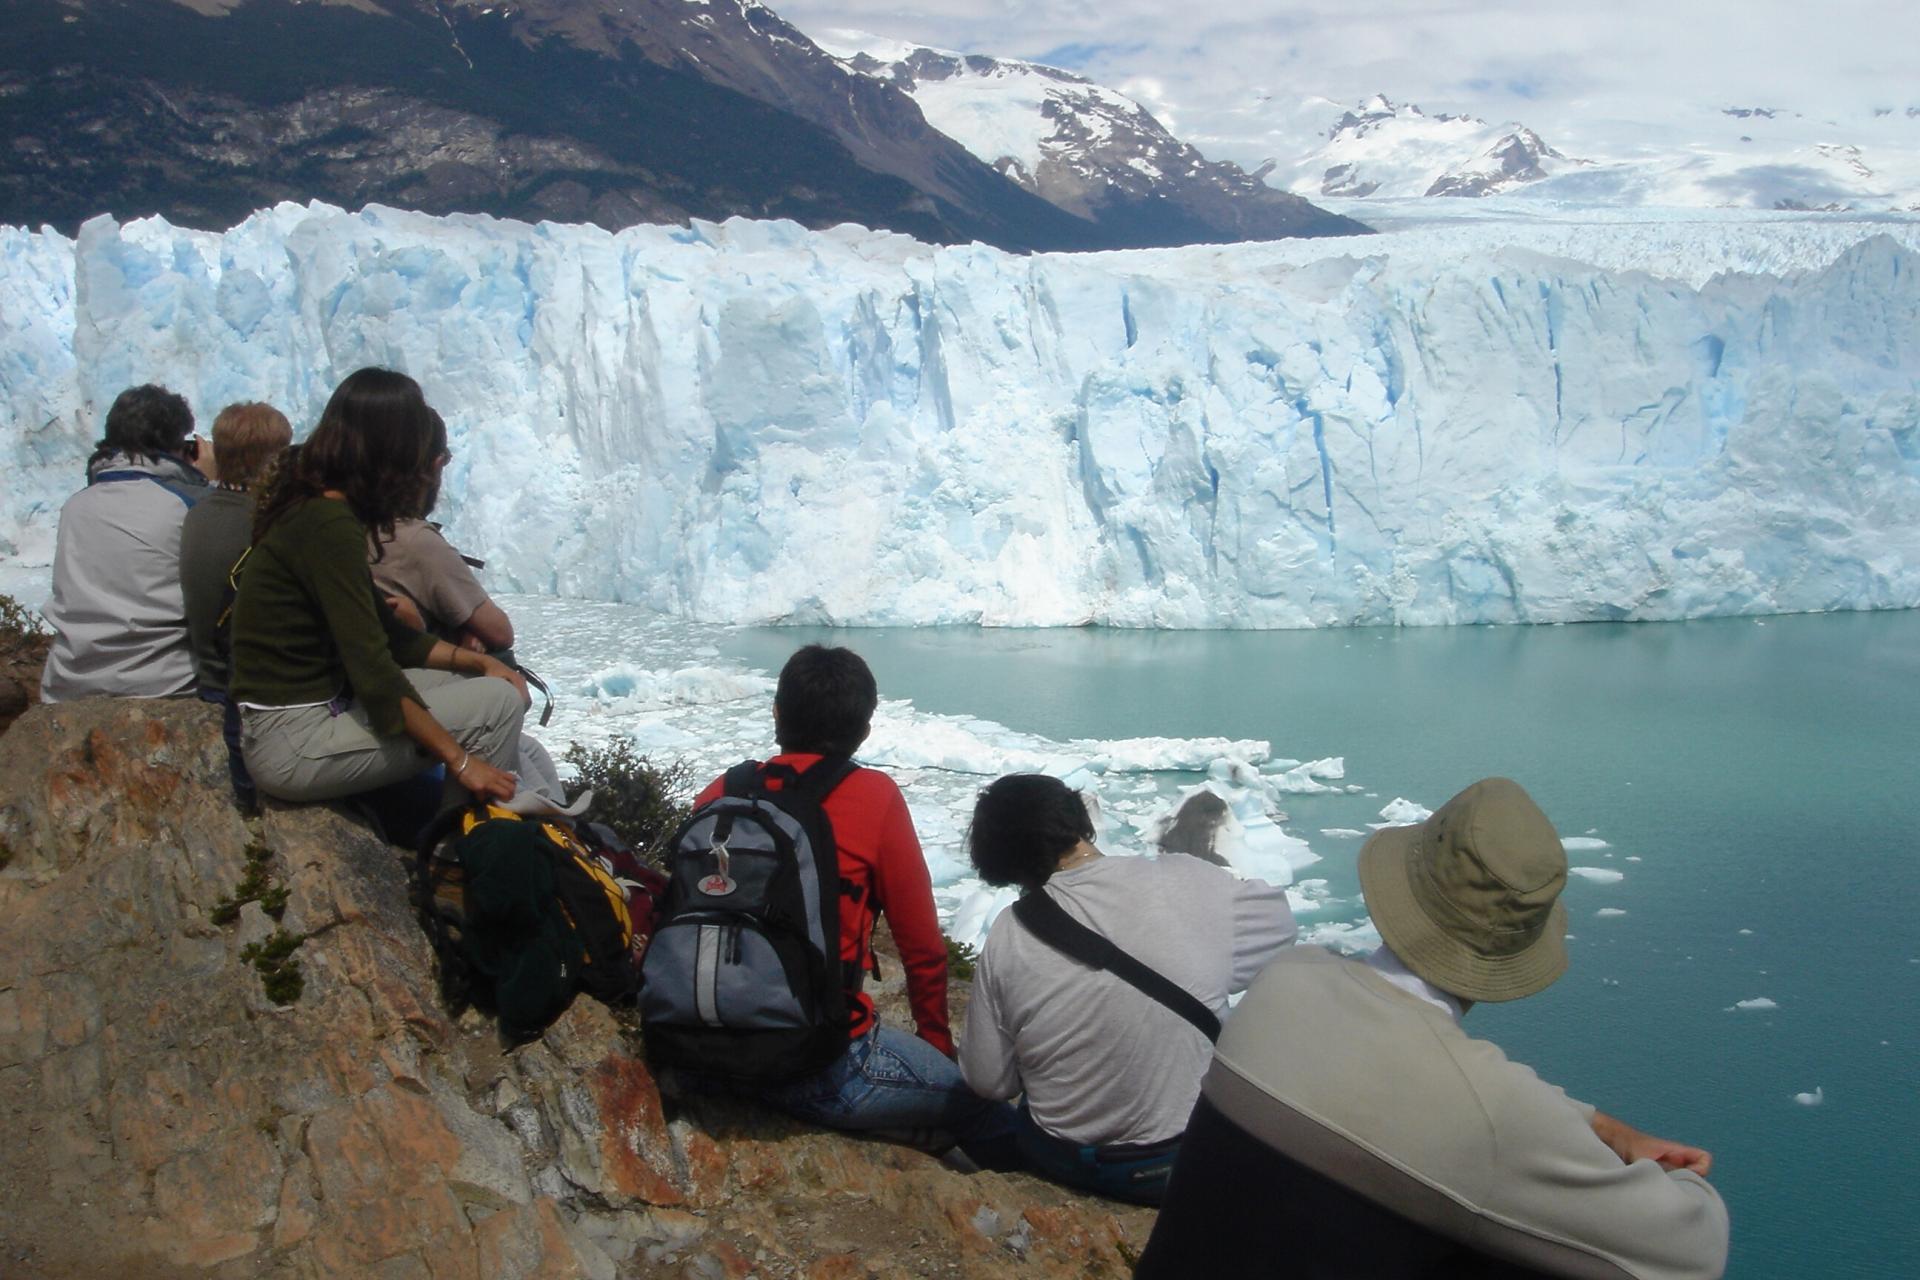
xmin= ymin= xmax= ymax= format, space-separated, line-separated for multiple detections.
xmin=562 ymin=737 xmax=692 ymax=867
xmin=0 ymin=593 xmax=48 ymax=642
xmin=945 ymin=935 xmax=978 ymax=983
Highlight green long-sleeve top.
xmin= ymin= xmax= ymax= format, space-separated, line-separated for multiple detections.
xmin=229 ymin=497 xmax=438 ymax=737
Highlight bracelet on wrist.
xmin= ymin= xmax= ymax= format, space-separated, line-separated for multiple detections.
xmin=453 ymin=751 xmax=471 ymax=778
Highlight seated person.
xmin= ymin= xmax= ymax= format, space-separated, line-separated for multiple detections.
xmin=958 ymin=773 xmax=1296 ymax=1204
xmin=179 ymin=402 xmax=293 ymax=698
xmin=688 ymin=645 xmax=1018 ymax=1168
xmin=40 ymin=384 xmax=212 ymax=701
xmin=1136 ymin=777 xmax=1729 ymax=1279
xmin=230 ymin=368 xmax=529 ymax=809
xmin=368 ymin=410 xmax=514 ymax=662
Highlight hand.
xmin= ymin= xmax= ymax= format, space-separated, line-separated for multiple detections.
xmin=386 ymin=594 xmax=426 ymax=631
xmin=455 ymin=755 xmax=518 ymax=803
xmin=1590 ymin=1111 xmax=1713 ymax=1176
xmin=476 ymin=654 xmax=531 ymax=707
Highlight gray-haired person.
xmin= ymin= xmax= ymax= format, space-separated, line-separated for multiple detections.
xmin=1137 ymin=777 xmax=1729 ymax=1279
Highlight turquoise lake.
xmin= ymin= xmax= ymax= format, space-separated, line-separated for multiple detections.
xmin=725 ymin=610 xmax=1920 ymax=1279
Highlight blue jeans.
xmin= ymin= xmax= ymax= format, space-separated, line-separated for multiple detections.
xmin=1013 ymin=1101 xmax=1180 ymax=1205
xmin=755 ymin=1027 xmax=1020 ymax=1169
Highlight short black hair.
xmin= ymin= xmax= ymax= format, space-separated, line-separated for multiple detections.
xmin=967 ymin=774 xmax=1094 ymax=890
xmin=91 ymin=384 xmax=193 ymax=469
xmin=774 ymin=645 xmax=877 ymax=756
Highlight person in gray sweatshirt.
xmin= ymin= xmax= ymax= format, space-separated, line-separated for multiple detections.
xmin=1137 ymin=777 xmax=1729 ymax=1280
xmin=40 ymin=385 xmax=212 ymax=702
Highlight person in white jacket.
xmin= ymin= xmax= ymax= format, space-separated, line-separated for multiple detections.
xmin=41 ymin=385 xmax=212 ymax=702
xmin=1138 ymin=777 xmax=1729 ymax=1280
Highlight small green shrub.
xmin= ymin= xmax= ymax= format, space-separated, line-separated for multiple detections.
xmin=210 ymin=841 xmax=289 ymax=925
xmin=945 ymin=935 xmax=978 ymax=983
xmin=562 ymin=737 xmax=691 ymax=867
xmin=241 ymin=929 xmax=308 ymax=1005
xmin=0 ymin=593 xmax=47 ymax=641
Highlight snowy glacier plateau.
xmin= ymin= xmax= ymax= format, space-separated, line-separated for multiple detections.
xmin=3 ymin=200 xmax=1918 ymax=627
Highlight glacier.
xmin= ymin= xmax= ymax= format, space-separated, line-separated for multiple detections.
xmin=3 ymin=200 xmax=1919 ymax=627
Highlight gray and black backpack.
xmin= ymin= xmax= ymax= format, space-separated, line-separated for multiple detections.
xmin=639 ymin=757 xmax=857 ymax=1081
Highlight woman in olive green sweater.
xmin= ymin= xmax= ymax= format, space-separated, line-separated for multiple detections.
xmin=230 ymin=368 xmax=528 ymax=806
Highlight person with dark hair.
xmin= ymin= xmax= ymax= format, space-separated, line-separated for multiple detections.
xmin=229 ymin=368 xmax=529 ymax=808
xmin=368 ymin=410 xmax=516 ymax=661
xmin=1135 ymin=778 xmax=1728 ymax=1279
xmin=957 ymin=773 xmax=1296 ymax=1204
xmin=40 ymin=383 xmax=213 ymax=701
xmin=686 ymin=644 xmax=1017 ymax=1165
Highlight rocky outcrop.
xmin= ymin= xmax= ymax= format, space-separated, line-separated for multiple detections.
xmin=0 ymin=699 xmax=1152 ymax=1278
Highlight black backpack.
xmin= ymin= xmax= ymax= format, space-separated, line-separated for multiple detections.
xmin=416 ymin=804 xmax=645 ymax=1045
xmin=640 ymin=757 xmax=857 ymax=1081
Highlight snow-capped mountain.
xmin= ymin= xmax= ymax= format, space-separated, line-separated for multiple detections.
xmin=1268 ymin=95 xmax=1920 ymax=211
xmin=1280 ymin=96 xmax=1586 ymax=199
xmin=820 ymin=31 xmax=1362 ymax=247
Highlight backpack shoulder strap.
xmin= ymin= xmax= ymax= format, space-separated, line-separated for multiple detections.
xmin=721 ymin=760 xmax=764 ymax=798
xmin=786 ymin=755 xmax=858 ymax=808
xmin=1010 ymin=891 xmax=1222 ymax=1043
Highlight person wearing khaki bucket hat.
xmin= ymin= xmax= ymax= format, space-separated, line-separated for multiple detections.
xmin=1138 ymin=777 xmax=1730 ymax=1280
xmin=1357 ymin=776 xmax=1569 ymax=1004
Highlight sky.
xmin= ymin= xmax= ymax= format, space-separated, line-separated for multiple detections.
xmin=771 ymin=0 xmax=1920 ymax=170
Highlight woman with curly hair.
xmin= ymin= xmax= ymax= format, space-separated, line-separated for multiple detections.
xmin=229 ymin=367 xmax=527 ymax=806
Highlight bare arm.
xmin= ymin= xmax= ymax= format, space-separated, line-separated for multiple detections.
xmin=399 ymin=641 xmax=530 ymax=803
xmin=458 ymin=600 xmax=515 ymax=651
xmin=1590 ymin=1110 xmax=1714 ymax=1176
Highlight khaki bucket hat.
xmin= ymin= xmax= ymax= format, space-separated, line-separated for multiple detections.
xmin=1357 ymin=777 xmax=1569 ymax=1003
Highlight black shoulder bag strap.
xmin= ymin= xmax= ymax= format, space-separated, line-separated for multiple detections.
xmin=1010 ymin=891 xmax=1221 ymax=1043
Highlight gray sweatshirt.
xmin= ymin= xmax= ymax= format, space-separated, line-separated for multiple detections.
xmin=960 ymin=851 xmax=1296 ymax=1147
xmin=40 ymin=452 xmax=209 ymax=702
xmin=1207 ymin=947 xmax=1730 ymax=1279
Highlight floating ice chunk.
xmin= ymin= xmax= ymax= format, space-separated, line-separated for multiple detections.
xmin=1208 ymin=756 xmax=1265 ymax=788
xmin=1302 ymin=920 xmax=1381 ymax=955
xmin=1793 ymin=1087 xmax=1824 ymax=1107
xmin=1319 ymin=828 xmax=1366 ymax=838
xmin=1596 ymin=908 xmax=1628 ymax=917
xmin=1739 ymin=928 xmax=1754 ymax=935
xmin=1570 ymin=866 xmax=1626 ymax=884
xmin=1562 ymin=836 xmax=1611 ymax=851
xmin=945 ymin=882 xmax=1019 ymax=954
xmin=1730 ymin=997 xmax=1778 ymax=1011
xmin=1286 ymin=878 xmax=1334 ymax=914
xmin=578 ymin=663 xmax=771 ymax=706
xmin=1625 ymin=856 xmax=1642 ymax=862
xmin=1372 ymin=797 xmax=1431 ymax=828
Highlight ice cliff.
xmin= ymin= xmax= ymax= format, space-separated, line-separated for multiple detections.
xmin=3 ymin=203 xmax=1918 ymax=627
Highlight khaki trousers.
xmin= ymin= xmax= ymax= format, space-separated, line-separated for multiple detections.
xmin=241 ymin=669 xmax=525 ymax=807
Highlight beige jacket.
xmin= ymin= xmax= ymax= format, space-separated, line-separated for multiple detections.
xmin=1208 ymin=947 xmax=1729 ymax=1280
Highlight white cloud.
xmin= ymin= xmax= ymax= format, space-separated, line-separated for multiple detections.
xmin=774 ymin=0 xmax=1920 ymax=170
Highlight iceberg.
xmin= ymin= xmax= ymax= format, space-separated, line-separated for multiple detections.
xmin=4 ymin=202 xmax=1919 ymax=627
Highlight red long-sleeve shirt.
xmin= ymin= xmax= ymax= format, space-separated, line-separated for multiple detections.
xmin=695 ymin=755 xmax=954 ymax=1056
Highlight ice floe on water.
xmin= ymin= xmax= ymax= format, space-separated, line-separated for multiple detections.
xmin=1561 ymin=836 xmax=1612 ymax=851
xmin=1793 ymin=1087 xmax=1825 ymax=1107
xmin=1372 ymin=797 xmax=1432 ymax=828
xmin=1730 ymin=997 xmax=1779 ymax=1011
xmin=509 ymin=595 xmax=1337 ymax=951
xmin=1319 ymin=828 xmax=1366 ymax=839
xmin=1596 ymin=908 xmax=1628 ymax=918
xmin=1570 ymin=866 xmax=1627 ymax=884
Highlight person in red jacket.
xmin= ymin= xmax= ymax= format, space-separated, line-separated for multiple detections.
xmin=692 ymin=644 xmax=1016 ymax=1166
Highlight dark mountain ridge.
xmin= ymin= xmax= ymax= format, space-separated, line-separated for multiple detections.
xmin=0 ymin=0 xmax=1365 ymax=250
